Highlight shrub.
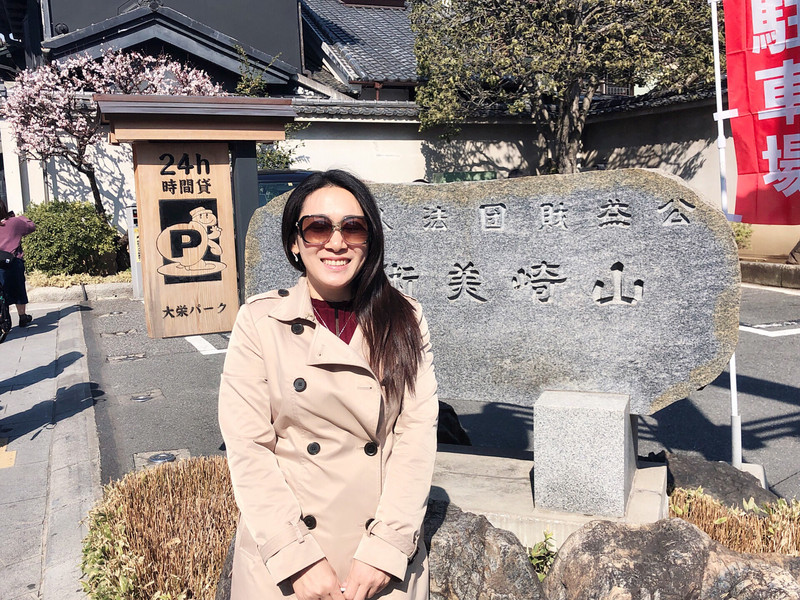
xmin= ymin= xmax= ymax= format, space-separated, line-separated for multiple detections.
xmin=81 ymin=456 xmax=238 ymax=600
xmin=528 ymin=531 xmax=556 ymax=581
xmin=671 ymin=487 xmax=800 ymax=555
xmin=730 ymin=222 xmax=753 ymax=251
xmin=21 ymin=200 xmax=118 ymax=275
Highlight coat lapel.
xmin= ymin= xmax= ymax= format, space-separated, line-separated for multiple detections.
xmin=306 ymin=325 xmax=373 ymax=375
xmin=268 ymin=277 xmax=376 ymax=376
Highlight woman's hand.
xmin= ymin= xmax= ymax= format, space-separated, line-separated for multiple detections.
xmin=291 ymin=559 xmax=345 ymax=600
xmin=342 ymin=560 xmax=391 ymax=600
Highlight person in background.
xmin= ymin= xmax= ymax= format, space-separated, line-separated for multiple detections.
xmin=0 ymin=199 xmax=36 ymax=328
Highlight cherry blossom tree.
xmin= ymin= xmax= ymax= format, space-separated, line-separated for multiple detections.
xmin=3 ymin=50 xmax=225 ymax=218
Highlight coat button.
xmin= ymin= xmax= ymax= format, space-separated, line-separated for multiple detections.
xmin=364 ymin=442 xmax=378 ymax=456
xmin=303 ymin=515 xmax=317 ymax=530
xmin=278 ymin=289 xmax=289 ymax=297
xmin=365 ymin=518 xmax=374 ymax=530
xmin=291 ymin=323 xmax=304 ymax=335
xmin=307 ymin=442 xmax=320 ymax=455
xmin=294 ymin=378 xmax=307 ymax=392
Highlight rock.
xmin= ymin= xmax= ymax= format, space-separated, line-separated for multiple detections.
xmin=214 ymin=536 xmax=235 ymax=600
xmin=246 ymin=170 xmax=739 ymax=417
xmin=215 ymin=500 xmax=542 ymax=600
xmin=646 ymin=451 xmax=778 ymax=510
xmin=787 ymin=239 xmax=800 ymax=265
xmin=424 ymin=499 xmax=545 ymax=600
xmin=543 ymin=518 xmax=800 ymax=600
xmin=438 ymin=401 xmax=472 ymax=445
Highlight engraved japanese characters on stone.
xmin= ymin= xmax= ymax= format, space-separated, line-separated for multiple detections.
xmin=479 ymin=203 xmax=507 ymax=231
xmin=448 ymin=262 xmax=487 ymax=302
xmin=379 ymin=207 xmax=394 ymax=231
xmin=592 ymin=262 xmax=644 ymax=305
xmin=386 ymin=262 xmax=419 ymax=296
xmin=423 ymin=206 xmax=449 ymax=230
xmin=598 ymin=199 xmax=632 ymax=227
xmin=539 ymin=202 xmax=568 ymax=230
xmin=246 ymin=169 xmax=741 ymax=420
xmin=512 ymin=261 xmax=567 ymax=303
xmin=658 ymin=198 xmax=696 ymax=225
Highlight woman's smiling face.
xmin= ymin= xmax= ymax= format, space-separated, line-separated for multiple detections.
xmin=291 ymin=185 xmax=368 ymax=302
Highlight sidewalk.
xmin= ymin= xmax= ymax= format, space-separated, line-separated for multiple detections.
xmin=0 ymin=301 xmax=101 ymax=600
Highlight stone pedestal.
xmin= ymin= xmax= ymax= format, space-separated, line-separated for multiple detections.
xmin=533 ymin=391 xmax=636 ymax=517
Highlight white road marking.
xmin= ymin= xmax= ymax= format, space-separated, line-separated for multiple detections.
xmin=184 ymin=335 xmax=228 ymax=355
xmin=741 ymin=283 xmax=800 ymax=296
xmin=739 ymin=325 xmax=800 ymax=337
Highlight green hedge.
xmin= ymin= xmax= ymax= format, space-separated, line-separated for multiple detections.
xmin=22 ymin=201 xmax=118 ymax=275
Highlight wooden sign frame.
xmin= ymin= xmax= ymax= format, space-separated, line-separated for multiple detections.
xmin=134 ymin=142 xmax=239 ymax=338
xmin=96 ymin=95 xmax=295 ymax=338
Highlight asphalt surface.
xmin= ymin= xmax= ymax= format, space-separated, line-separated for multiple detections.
xmin=84 ymin=284 xmax=800 ymax=498
xmin=83 ymin=299 xmax=228 ymax=483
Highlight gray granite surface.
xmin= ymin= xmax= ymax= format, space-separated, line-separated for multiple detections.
xmin=245 ymin=169 xmax=740 ymax=416
xmin=534 ymin=391 xmax=636 ymax=516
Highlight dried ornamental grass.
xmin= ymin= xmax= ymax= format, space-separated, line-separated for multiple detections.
xmin=27 ymin=269 xmax=132 ymax=288
xmin=82 ymin=456 xmax=239 ymax=600
xmin=670 ymin=487 xmax=800 ymax=556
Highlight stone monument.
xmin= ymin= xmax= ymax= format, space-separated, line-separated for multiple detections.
xmin=245 ymin=169 xmax=740 ymax=518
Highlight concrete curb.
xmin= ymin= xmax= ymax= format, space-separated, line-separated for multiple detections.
xmin=740 ymin=261 xmax=800 ymax=289
xmin=28 ymin=283 xmax=133 ymax=304
xmin=40 ymin=305 xmax=101 ymax=600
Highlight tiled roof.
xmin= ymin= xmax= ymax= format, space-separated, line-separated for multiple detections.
xmin=292 ymin=85 xmax=723 ymax=121
xmin=589 ymin=84 xmax=719 ymax=118
xmin=293 ymin=97 xmax=419 ymax=118
xmin=301 ymin=0 xmax=417 ymax=84
xmin=42 ymin=6 xmax=297 ymax=83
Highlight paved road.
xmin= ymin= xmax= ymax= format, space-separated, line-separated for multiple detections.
xmin=638 ymin=283 xmax=800 ymax=499
xmin=83 ymin=300 xmax=227 ymax=483
xmin=85 ymin=284 xmax=800 ymax=498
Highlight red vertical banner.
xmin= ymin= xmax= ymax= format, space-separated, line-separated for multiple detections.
xmin=723 ymin=0 xmax=800 ymax=224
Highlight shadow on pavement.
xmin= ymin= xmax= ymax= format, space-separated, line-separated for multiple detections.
xmin=0 ymin=351 xmax=82 ymax=389
xmin=0 ymin=381 xmax=91 ymax=443
xmin=638 ymin=399 xmax=730 ymax=462
xmin=3 ymin=304 xmax=89 ymax=345
xmin=3 ymin=309 xmax=59 ymax=342
xmin=709 ymin=371 xmax=800 ymax=407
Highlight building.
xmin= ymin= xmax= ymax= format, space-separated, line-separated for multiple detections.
xmin=0 ymin=0 xmax=796 ymax=257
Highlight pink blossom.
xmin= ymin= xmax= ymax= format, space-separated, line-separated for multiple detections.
xmin=2 ymin=49 xmax=226 ymax=214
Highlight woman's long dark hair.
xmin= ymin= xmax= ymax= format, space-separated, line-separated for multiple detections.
xmin=0 ymin=199 xmax=10 ymax=222
xmin=282 ymin=170 xmax=422 ymax=409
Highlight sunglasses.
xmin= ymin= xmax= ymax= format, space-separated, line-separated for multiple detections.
xmin=296 ymin=214 xmax=369 ymax=246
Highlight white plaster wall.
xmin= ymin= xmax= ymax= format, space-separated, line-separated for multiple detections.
xmin=0 ymin=120 xmax=25 ymax=213
xmin=0 ymin=121 xmax=49 ymax=212
xmin=293 ymin=120 xmax=540 ymax=183
xmin=45 ymin=139 xmax=135 ymax=231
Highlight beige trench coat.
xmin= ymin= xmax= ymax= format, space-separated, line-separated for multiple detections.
xmin=218 ymin=276 xmax=439 ymax=600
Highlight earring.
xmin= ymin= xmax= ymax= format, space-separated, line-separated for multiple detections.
xmin=293 ymin=253 xmax=300 ymax=263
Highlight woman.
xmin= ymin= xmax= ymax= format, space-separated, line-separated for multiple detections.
xmin=219 ymin=170 xmax=439 ymax=600
xmin=0 ymin=199 xmax=36 ymax=328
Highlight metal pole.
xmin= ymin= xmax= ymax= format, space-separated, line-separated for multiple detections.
xmin=709 ymin=0 xmax=743 ymax=468
xmin=730 ymin=354 xmax=742 ymax=468
xmin=710 ymin=0 xmax=730 ymax=215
